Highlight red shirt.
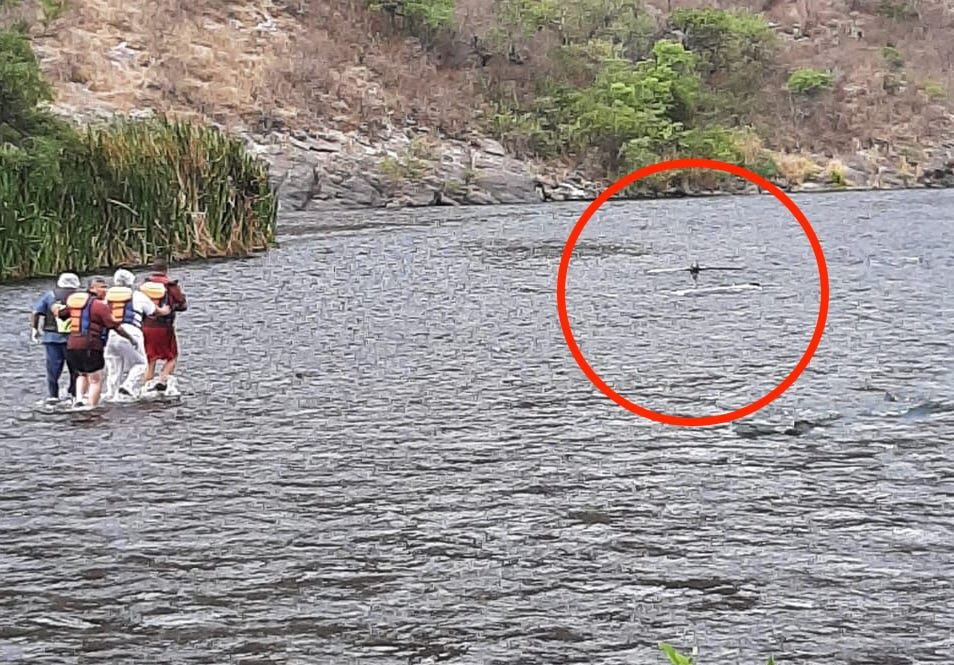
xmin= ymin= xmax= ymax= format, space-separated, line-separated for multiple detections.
xmin=67 ymin=297 xmax=119 ymax=352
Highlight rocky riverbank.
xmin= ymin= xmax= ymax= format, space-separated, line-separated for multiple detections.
xmin=46 ymin=102 xmax=954 ymax=212
xmin=19 ymin=0 xmax=954 ymax=214
xmin=243 ymin=123 xmax=954 ymax=212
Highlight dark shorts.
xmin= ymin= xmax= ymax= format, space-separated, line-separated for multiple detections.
xmin=67 ymin=348 xmax=105 ymax=374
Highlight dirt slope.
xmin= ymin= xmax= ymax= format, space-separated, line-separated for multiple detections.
xmin=5 ymin=0 xmax=954 ymax=205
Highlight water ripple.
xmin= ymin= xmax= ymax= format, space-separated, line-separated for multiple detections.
xmin=1 ymin=190 xmax=953 ymax=663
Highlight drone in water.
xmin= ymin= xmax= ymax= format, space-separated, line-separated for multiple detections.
xmin=646 ymin=260 xmax=746 ymax=285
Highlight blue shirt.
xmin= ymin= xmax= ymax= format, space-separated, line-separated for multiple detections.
xmin=33 ymin=291 xmax=68 ymax=345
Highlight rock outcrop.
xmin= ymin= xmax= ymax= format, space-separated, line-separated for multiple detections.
xmin=46 ymin=102 xmax=954 ymax=212
xmin=243 ymin=124 xmax=953 ymax=212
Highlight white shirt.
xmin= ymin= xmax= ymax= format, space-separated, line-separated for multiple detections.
xmin=113 ymin=290 xmax=157 ymax=330
xmin=133 ymin=290 xmax=157 ymax=318
xmin=108 ymin=290 xmax=157 ymax=349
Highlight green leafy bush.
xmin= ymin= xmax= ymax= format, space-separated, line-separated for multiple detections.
xmin=483 ymin=2 xmax=787 ymax=177
xmin=919 ymin=80 xmax=946 ymax=101
xmin=668 ymin=8 xmax=775 ymax=119
xmin=881 ymin=46 xmax=903 ymax=70
xmin=669 ymin=8 xmax=775 ymax=76
xmin=497 ymin=0 xmax=656 ymax=55
xmin=378 ymin=137 xmax=436 ymax=183
xmin=786 ymin=68 xmax=834 ymax=96
xmin=0 ymin=27 xmax=61 ymax=143
xmin=39 ymin=0 xmax=67 ymax=24
xmin=367 ymin=0 xmax=455 ymax=43
xmin=677 ymin=126 xmax=750 ymax=163
xmin=562 ymin=40 xmax=698 ymax=169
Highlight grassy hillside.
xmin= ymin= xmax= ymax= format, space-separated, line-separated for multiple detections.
xmin=5 ymin=0 xmax=953 ymax=185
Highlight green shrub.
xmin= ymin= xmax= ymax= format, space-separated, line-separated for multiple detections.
xmin=881 ymin=45 xmax=903 ymax=70
xmin=677 ymin=126 xmax=749 ymax=163
xmin=669 ymin=7 xmax=775 ymax=76
xmin=497 ymin=0 xmax=656 ymax=54
xmin=635 ymin=126 xmax=774 ymax=189
xmin=0 ymin=27 xmax=56 ymax=141
xmin=496 ymin=0 xmax=559 ymax=36
xmin=563 ymin=40 xmax=698 ymax=169
xmin=379 ymin=140 xmax=433 ymax=183
xmin=919 ymin=80 xmax=946 ymax=101
xmin=491 ymin=35 xmax=783 ymax=180
xmin=550 ymin=39 xmax=624 ymax=86
xmin=825 ymin=159 xmax=847 ymax=186
xmin=367 ymin=0 xmax=455 ymax=43
xmin=485 ymin=2 xmax=787 ymax=175
xmin=786 ymin=68 xmax=834 ymax=96
xmin=668 ymin=8 xmax=775 ymax=119
xmin=752 ymin=155 xmax=779 ymax=180
xmin=38 ymin=0 xmax=67 ymax=24
xmin=0 ymin=29 xmax=276 ymax=281
xmin=489 ymin=104 xmax=564 ymax=157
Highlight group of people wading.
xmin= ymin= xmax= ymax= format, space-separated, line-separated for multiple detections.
xmin=29 ymin=259 xmax=188 ymax=409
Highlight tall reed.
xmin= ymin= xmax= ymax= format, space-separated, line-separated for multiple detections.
xmin=0 ymin=116 xmax=277 ymax=282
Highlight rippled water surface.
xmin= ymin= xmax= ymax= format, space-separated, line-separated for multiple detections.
xmin=2 ymin=189 xmax=954 ymax=664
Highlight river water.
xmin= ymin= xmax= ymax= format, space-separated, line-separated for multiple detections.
xmin=2 ymin=189 xmax=953 ymax=664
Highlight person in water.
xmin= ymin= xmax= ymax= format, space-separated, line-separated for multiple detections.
xmin=54 ymin=276 xmax=137 ymax=408
xmin=141 ymin=258 xmax=188 ymax=393
xmin=29 ymin=272 xmax=81 ymax=404
xmin=103 ymin=269 xmax=172 ymax=401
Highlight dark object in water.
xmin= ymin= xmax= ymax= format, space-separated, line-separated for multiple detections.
xmin=783 ymin=419 xmax=815 ymax=436
xmin=647 ymin=260 xmax=745 ymax=284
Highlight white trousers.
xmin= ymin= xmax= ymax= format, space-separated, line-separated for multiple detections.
xmin=104 ymin=324 xmax=146 ymax=396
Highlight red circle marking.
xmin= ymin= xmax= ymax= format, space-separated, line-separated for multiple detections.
xmin=556 ymin=158 xmax=829 ymax=427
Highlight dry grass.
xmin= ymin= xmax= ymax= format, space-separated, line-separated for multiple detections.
xmin=775 ymin=152 xmax=820 ymax=185
xmin=751 ymin=0 xmax=954 ymax=157
xmin=16 ymin=0 xmax=482 ymax=135
xmin=6 ymin=0 xmax=953 ymax=163
xmin=823 ymin=157 xmax=847 ymax=184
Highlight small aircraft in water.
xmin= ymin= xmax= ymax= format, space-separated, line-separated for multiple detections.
xmin=646 ymin=260 xmax=745 ymax=285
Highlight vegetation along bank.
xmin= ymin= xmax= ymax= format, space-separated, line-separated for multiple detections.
xmin=8 ymin=0 xmax=952 ymax=211
xmin=3 ymin=0 xmax=954 ymax=270
xmin=0 ymin=27 xmax=276 ymax=282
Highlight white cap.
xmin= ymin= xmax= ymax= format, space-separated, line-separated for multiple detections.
xmin=113 ymin=269 xmax=135 ymax=287
xmin=57 ymin=273 xmax=80 ymax=289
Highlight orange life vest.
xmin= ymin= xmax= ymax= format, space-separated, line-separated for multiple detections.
xmin=66 ymin=292 xmax=91 ymax=334
xmin=65 ymin=292 xmax=110 ymax=345
xmin=140 ymin=280 xmax=175 ymax=326
xmin=106 ymin=286 xmax=140 ymax=327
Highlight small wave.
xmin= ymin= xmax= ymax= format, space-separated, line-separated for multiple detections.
xmin=673 ymin=283 xmax=762 ymax=297
xmin=899 ymin=399 xmax=954 ymax=420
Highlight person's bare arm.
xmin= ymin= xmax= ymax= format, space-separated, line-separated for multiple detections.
xmin=105 ymin=313 xmax=134 ymax=343
xmin=29 ymin=312 xmax=42 ymax=342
